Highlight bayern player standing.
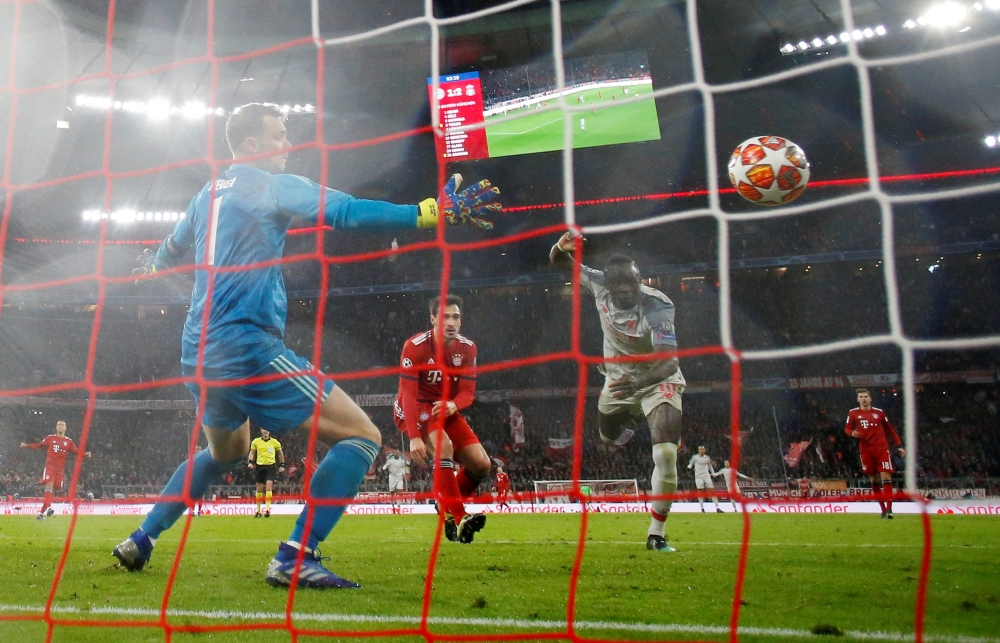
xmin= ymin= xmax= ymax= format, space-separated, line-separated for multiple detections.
xmin=20 ymin=420 xmax=91 ymax=520
xmin=495 ymin=465 xmax=511 ymax=511
xmin=394 ymin=295 xmax=490 ymax=543
xmin=846 ymin=388 xmax=905 ymax=519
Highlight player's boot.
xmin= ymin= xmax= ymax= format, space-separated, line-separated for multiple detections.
xmin=264 ymin=510 xmax=271 ymax=518
xmin=646 ymin=535 xmax=676 ymax=552
xmin=255 ymin=512 xmax=262 ymax=518
xmin=444 ymin=515 xmax=459 ymax=542
xmin=265 ymin=542 xmax=360 ymax=589
xmin=457 ymin=513 xmax=486 ymax=544
xmin=35 ymin=513 xmax=45 ymax=521
xmin=716 ymin=508 xmax=724 ymax=513
xmin=46 ymin=507 xmax=55 ymax=517
xmin=113 ymin=529 xmax=154 ymax=572
xmin=886 ymin=511 xmax=894 ymax=520
xmin=880 ymin=510 xmax=887 ymax=519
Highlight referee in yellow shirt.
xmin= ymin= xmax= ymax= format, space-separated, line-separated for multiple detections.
xmin=249 ymin=429 xmax=284 ymax=517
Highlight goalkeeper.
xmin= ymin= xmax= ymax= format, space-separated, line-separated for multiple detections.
xmin=114 ymin=102 xmax=501 ymax=589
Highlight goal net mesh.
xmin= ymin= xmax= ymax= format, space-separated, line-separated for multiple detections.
xmin=2 ymin=0 xmax=998 ymax=641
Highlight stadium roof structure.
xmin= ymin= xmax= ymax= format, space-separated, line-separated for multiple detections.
xmin=1 ymin=0 xmax=999 ymax=299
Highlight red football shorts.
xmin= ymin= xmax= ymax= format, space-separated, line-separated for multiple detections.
xmin=40 ymin=466 xmax=65 ymax=489
xmin=859 ymin=446 xmax=894 ymax=475
xmin=394 ymin=400 xmax=480 ymax=453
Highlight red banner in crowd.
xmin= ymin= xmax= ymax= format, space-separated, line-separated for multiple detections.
xmin=783 ymin=440 xmax=812 ymax=467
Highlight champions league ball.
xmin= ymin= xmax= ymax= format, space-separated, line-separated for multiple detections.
xmin=728 ymin=136 xmax=810 ymax=205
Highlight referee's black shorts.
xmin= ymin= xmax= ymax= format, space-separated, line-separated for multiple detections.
xmin=254 ymin=464 xmax=278 ymax=484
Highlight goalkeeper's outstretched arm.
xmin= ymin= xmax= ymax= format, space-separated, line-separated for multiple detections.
xmin=273 ymin=173 xmax=501 ymax=231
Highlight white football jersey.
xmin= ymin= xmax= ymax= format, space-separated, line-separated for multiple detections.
xmin=580 ymin=265 xmax=686 ymax=386
xmin=714 ymin=467 xmax=750 ymax=490
xmin=688 ymin=454 xmax=714 ymax=477
xmin=383 ymin=457 xmax=407 ymax=477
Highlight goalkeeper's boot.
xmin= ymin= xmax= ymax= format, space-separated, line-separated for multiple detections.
xmin=255 ymin=512 xmax=263 ymax=518
xmin=646 ymin=535 xmax=676 ymax=553
xmin=265 ymin=542 xmax=360 ymax=589
xmin=113 ymin=529 xmax=154 ymax=571
xmin=886 ymin=511 xmax=894 ymax=520
xmin=264 ymin=510 xmax=271 ymax=518
xmin=457 ymin=513 xmax=486 ymax=544
xmin=880 ymin=510 xmax=887 ymax=519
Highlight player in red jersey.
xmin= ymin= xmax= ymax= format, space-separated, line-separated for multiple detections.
xmin=495 ymin=465 xmax=511 ymax=511
xmin=20 ymin=420 xmax=91 ymax=520
xmin=394 ymin=295 xmax=490 ymax=543
xmin=845 ymin=388 xmax=905 ymax=519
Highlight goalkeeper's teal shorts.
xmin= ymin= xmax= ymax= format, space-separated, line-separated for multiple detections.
xmin=182 ymin=348 xmax=335 ymax=433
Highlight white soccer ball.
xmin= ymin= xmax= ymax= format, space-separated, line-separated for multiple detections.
xmin=728 ymin=136 xmax=810 ymax=206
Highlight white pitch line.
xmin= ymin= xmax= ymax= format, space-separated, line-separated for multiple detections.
xmin=488 ymin=116 xmax=564 ymax=136
xmin=0 ymin=603 xmax=996 ymax=643
xmin=2 ymin=535 xmax=993 ymax=549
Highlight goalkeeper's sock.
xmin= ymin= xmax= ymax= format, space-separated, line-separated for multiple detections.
xmin=456 ymin=467 xmax=485 ymax=498
xmin=435 ymin=459 xmax=466 ymax=520
xmin=265 ymin=490 xmax=273 ymax=512
xmin=288 ymin=437 xmax=379 ymax=551
xmin=255 ymin=492 xmax=263 ymax=513
xmin=142 ymin=449 xmax=242 ymax=540
xmin=882 ymin=481 xmax=893 ymax=513
xmin=649 ymin=442 xmax=677 ymax=537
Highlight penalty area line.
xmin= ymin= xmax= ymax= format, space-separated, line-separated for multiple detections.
xmin=0 ymin=604 xmax=996 ymax=643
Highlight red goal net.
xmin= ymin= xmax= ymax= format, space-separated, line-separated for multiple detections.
xmin=4 ymin=0 xmax=998 ymax=641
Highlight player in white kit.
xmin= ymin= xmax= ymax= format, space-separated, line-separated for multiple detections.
xmin=712 ymin=459 xmax=753 ymax=511
xmin=382 ymin=453 xmax=408 ymax=511
xmin=550 ymin=232 xmax=686 ymax=552
xmin=688 ymin=446 xmax=721 ymax=513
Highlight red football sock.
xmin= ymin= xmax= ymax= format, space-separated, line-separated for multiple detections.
xmin=435 ymin=461 xmax=466 ymax=520
xmin=882 ymin=481 xmax=893 ymax=513
xmin=873 ymin=482 xmax=885 ymax=512
xmin=456 ymin=468 xmax=483 ymax=499
xmin=41 ymin=490 xmax=53 ymax=513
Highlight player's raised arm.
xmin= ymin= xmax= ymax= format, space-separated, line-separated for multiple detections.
xmin=549 ymin=231 xmax=584 ymax=271
xmin=273 ymin=172 xmax=502 ymax=232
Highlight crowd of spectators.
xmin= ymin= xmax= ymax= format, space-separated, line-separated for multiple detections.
xmin=481 ymin=51 xmax=650 ymax=109
xmin=3 ymin=382 xmax=998 ymax=500
xmin=2 ymin=243 xmax=999 ymax=499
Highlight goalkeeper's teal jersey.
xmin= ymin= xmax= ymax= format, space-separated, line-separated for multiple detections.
xmin=157 ymin=164 xmax=418 ymax=377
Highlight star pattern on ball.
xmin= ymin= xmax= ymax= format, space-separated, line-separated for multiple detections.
xmin=729 ymin=137 xmax=810 ymax=206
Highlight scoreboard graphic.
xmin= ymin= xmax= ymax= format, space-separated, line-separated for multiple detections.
xmin=428 ymin=72 xmax=489 ymax=161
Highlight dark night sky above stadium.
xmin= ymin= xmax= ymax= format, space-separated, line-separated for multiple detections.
xmin=1 ymin=0 xmax=999 ymax=297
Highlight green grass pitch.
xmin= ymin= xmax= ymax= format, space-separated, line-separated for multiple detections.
xmin=484 ymin=83 xmax=661 ymax=158
xmin=0 ymin=513 xmax=997 ymax=642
